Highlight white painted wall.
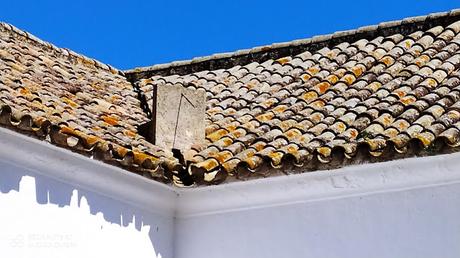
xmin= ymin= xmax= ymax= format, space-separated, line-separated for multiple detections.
xmin=176 ymin=183 xmax=460 ymax=258
xmin=175 ymin=153 xmax=460 ymax=258
xmin=0 ymin=163 xmax=175 ymax=258
xmin=2 ymin=127 xmax=460 ymax=258
xmin=0 ymin=128 xmax=176 ymax=258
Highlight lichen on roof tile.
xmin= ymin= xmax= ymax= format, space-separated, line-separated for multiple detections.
xmin=0 ymin=22 xmax=179 ymax=184
xmin=4 ymin=9 xmax=460 ymax=187
xmin=129 ymin=11 xmax=460 ymax=185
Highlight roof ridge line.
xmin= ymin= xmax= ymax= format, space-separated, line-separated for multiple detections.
xmin=0 ymin=22 xmax=120 ymax=75
xmin=124 ymin=8 xmax=460 ymax=81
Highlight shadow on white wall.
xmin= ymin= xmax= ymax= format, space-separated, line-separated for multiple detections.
xmin=0 ymin=163 xmax=166 ymax=258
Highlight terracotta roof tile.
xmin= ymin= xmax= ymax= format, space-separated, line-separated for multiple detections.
xmin=4 ymin=9 xmax=460 ymax=186
xmin=0 ymin=23 xmax=179 ymax=183
xmin=129 ymin=10 xmax=460 ymax=184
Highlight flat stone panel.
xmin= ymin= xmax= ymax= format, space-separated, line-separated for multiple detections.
xmin=154 ymin=85 xmax=206 ymax=151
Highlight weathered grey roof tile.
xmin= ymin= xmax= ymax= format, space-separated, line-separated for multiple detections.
xmin=129 ymin=14 xmax=460 ymax=184
xmin=6 ymin=9 xmax=460 ymax=186
xmin=0 ymin=22 xmax=179 ymax=183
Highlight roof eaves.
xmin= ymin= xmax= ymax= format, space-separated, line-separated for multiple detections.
xmin=0 ymin=22 xmax=185 ymax=186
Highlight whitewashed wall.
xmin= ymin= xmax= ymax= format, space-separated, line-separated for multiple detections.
xmin=175 ymin=153 xmax=460 ymax=258
xmin=2 ymin=127 xmax=460 ymax=258
xmin=176 ymin=183 xmax=460 ymax=258
xmin=0 ymin=161 xmax=174 ymax=258
xmin=0 ymin=128 xmax=176 ymax=258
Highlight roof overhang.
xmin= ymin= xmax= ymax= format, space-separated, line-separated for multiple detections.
xmin=2 ymin=126 xmax=460 ymax=218
xmin=0 ymin=127 xmax=176 ymax=217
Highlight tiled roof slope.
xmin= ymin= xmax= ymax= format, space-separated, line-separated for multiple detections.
xmin=0 ymin=23 xmax=179 ymax=183
xmin=129 ymin=10 xmax=460 ymax=184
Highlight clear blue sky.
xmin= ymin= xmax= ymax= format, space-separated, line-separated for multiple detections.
xmin=1 ymin=1 xmax=459 ymax=70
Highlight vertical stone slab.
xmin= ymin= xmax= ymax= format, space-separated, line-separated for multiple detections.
xmin=153 ymin=84 xmax=206 ymax=151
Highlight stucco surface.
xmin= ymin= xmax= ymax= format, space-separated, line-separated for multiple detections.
xmin=0 ymin=161 xmax=174 ymax=258
xmin=2 ymin=127 xmax=460 ymax=258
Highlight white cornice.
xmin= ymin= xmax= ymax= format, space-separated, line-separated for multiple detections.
xmin=2 ymin=127 xmax=460 ymax=220
xmin=176 ymin=152 xmax=460 ymax=218
xmin=0 ymin=127 xmax=177 ymax=217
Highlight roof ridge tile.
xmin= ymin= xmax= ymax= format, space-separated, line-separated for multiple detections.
xmin=125 ymin=8 xmax=460 ymax=80
xmin=0 ymin=22 xmax=119 ymax=74
xmin=132 ymin=12 xmax=460 ymax=184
